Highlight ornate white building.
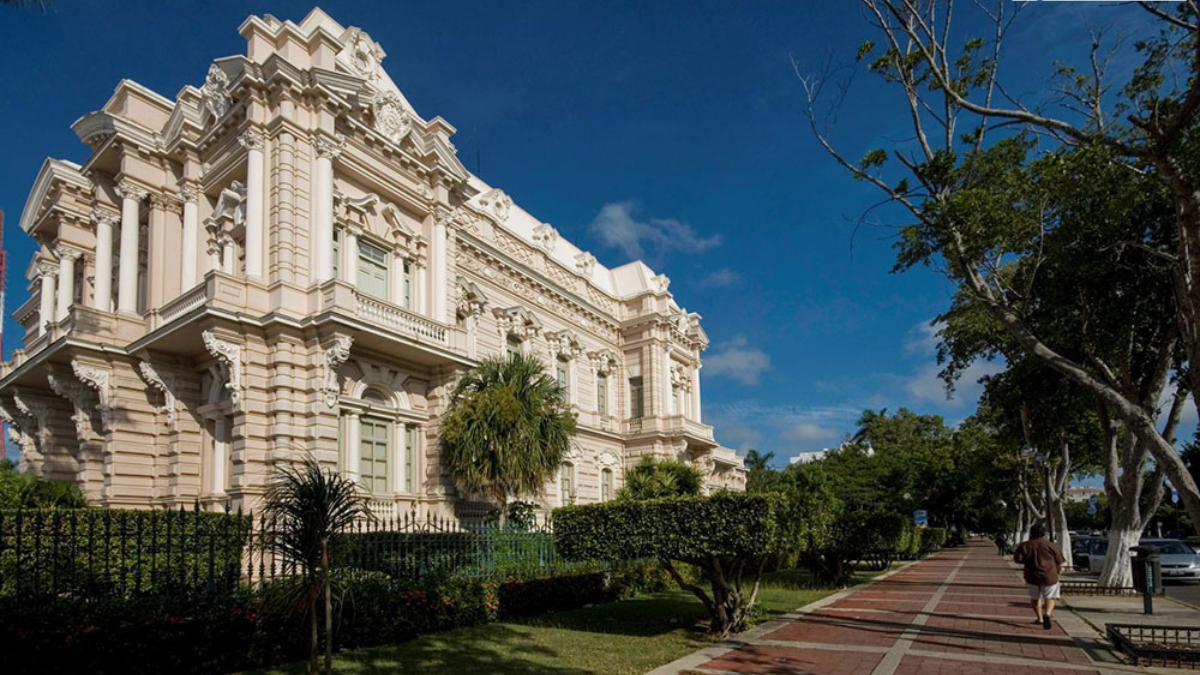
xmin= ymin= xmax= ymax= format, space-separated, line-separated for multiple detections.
xmin=0 ymin=8 xmax=744 ymax=517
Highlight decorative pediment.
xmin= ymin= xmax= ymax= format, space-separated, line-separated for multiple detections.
xmin=466 ymin=188 xmax=513 ymax=225
xmin=455 ymin=277 xmax=488 ymax=319
xmin=532 ymin=223 xmax=558 ymax=253
xmin=546 ymin=330 xmax=585 ymax=360
xmin=588 ymin=349 xmax=620 ymax=376
xmin=493 ymin=306 xmax=541 ymax=340
xmin=207 ymin=181 xmax=246 ymax=234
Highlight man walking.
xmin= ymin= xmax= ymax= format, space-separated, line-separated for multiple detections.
xmin=1013 ymin=524 xmax=1065 ymax=629
xmin=995 ymin=531 xmax=1008 ymax=556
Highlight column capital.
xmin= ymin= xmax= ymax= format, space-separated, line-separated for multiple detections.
xmin=238 ymin=128 xmax=265 ymax=151
xmin=179 ymin=184 xmax=200 ymax=203
xmin=36 ymin=260 xmax=59 ymax=278
xmin=315 ymin=134 xmax=345 ymax=160
xmin=90 ymin=208 xmax=119 ymax=228
xmin=54 ymin=244 xmax=83 ymax=262
xmin=344 ymin=223 xmax=364 ymax=238
xmin=149 ymin=192 xmax=183 ymax=214
xmin=115 ymin=180 xmax=149 ymax=202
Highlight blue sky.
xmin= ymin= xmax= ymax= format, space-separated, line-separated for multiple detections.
xmin=0 ymin=1 xmax=1181 ymax=466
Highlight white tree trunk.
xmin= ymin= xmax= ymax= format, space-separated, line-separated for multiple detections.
xmin=1054 ymin=499 xmax=1073 ymax=569
xmin=1097 ymin=526 xmax=1140 ymax=587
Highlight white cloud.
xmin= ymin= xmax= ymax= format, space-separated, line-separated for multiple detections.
xmin=716 ymin=423 xmax=764 ymax=451
xmin=697 ymin=268 xmax=740 ymax=288
xmin=903 ymin=321 xmax=939 ymax=356
xmin=905 ymin=359 xmax=1003 ymax=409
xmin=703 ymin=337 xmax=771 ymax=385
xmin=781 ymin=422 xmax=838 ymax=443
xmin=589 ymin=201 xmax=721 ymax=260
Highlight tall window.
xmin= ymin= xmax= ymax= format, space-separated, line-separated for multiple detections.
xmin=359 ymin=417 xmax=390 ymax=493
xmin=628 ymin=377 xmax=644 ymax=419
xmin=671 ymin=383 xmax=682 ymax=416
xmin=596 ymin=373 xmax=608 ymax=416
xmin=332 ymin=229 xmax=341 ymax=277
xmin=601 ymin=468 xmax=613 ymax=502
xmin=556 ymin=357 xmax=570 ymax=400
xmin=403 ymin=425 xmax=416 ymax=493
xmin=357 ymin=239 xmax=389 ymax=299
xmin=506 ymin=335 xmax=522 ymax=359
xmin=560 ymin=463 xmax=576 ymax=506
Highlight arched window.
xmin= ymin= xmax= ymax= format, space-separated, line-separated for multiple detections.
xmin=560 ymin=462 xmax=575 ymax=506
xmin=601 ymin=468 xmax=613 ymax=502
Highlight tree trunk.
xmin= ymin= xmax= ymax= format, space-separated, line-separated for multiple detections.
xmin=1053 ymin=499 xmax=1073 ymax=570
xmin=308 ymin=594 xmax=319 ymax=675
xmin=322 ymin=538 xmax=333 ymax=675
xmin=1097 ymin=524 xmax=1140 ymax=588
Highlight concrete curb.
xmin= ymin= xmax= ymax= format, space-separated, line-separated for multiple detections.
xmin=641 ymin=556 xmax=930 ymax=675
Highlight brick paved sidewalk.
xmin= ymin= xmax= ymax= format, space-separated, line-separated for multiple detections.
xmin=647 ymin=540 xmax=1142 ymax=675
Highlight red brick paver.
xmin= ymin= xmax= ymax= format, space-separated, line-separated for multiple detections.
xmin=690 ymin=541 xmax=1103 ymax=675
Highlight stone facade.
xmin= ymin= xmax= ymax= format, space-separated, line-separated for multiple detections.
xmin=1 ymin=8 xmax=744 ymax=518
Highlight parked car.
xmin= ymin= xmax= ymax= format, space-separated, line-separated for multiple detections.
xmin=1071 ymin=536 xmax=1101 ymax=570
xmin=1142 ymin=539 xmax=1200 ymax=583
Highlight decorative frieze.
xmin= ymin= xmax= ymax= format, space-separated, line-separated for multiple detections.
xmin=588 ymin=349 xmax=620 ymax=376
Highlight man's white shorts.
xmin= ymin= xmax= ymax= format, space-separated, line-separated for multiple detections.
xmin=1026 ymin=582 xmax=1061 ymax=600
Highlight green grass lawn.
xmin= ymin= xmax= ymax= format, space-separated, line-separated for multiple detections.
xmin=245 ymin=568 xmax=881 ymax=675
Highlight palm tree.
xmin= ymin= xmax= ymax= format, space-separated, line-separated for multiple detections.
xmin=439 ymin=352 xmax=576 ymax=525
xmin=617 ymin=457 xmax=702 ymax=500
xmin=852 ymin=408 xmax=888 ymax=444
xmin=743 ymin=449 xmax=776 ymax=473
xmin=261 ymin=458 xmax=368 ymax=675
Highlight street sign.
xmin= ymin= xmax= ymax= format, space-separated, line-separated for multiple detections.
xmin=1087 ymin=495 xmax=1098 ymax=515
xmin=914 ymin=510 xmax=928 ymax=528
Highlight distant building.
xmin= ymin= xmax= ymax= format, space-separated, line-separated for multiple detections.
xmin=789 ymin=442 xmax=872 ymax=465
xmin=1065 ymin=487 xmax=1103 ymax=503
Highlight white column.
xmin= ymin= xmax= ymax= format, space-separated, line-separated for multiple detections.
xmin=239 ymin=130 xmax=265 ymax=278
xmin=431 ymin=209 xmax=449 ymax=322
xmin=345 ymin=412 xmax=361 ymax=483
xmin=54 ymin=246 xmax=80 ymax=322
xmin=313 ymin=136 xmax=343 ymax=283
xmin=92 ymin=213 xmax=116 ymax=311
xmin=116 ymin=181 xmax=147 ymax=313
xmin=180 ymin=186 xmax=199 ymax=288
xmin=37 ymin=262 xmax=57 ymax=332
xmin=342 ymin=225 xmax=360 ymax=284
xmin=212 ymin=417 xmax=229 ymax=496
xmin=662 ymin=346 xmax=673 ymax=416
xmin=390 ymin=252 xmax=407 ymax=306
xmin=415 ymin=263 xmax=427 ymax=314
xmin=692 ymin=363 xmax=703 ymax=423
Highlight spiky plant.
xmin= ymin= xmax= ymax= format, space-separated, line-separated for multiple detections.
xmin=617 ymin=457 xmax=703 ymax=500
xmin=439 ymin=352 xmax=576 ymax=526
xmin=261 ymin=458 xmax=368 ymax=675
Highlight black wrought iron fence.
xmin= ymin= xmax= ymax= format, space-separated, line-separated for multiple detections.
xmin=3 ymin=506 xmax=562 ymax=599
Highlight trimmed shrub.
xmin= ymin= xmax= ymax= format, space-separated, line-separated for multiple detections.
xmin=803 ymin=510 xmax=906 ymax=586
xmin=554 ymin=493 xmax=795 ymax=636
xmin=0 ymin=508 xmax=251 ymax=597
xmin=919 ymin=527 xmax=948 ymax=554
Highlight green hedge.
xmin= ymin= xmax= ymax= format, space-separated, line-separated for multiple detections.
xmin=554 ymin=492 xmax=791 ymax=563
xmin=918 ymin=527 xmax=947 ymax=554
xmin=0 ymin=508 xmax=251 ymax=597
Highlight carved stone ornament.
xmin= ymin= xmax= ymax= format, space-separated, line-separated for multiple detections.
xmin=671 ymin=363 xmax=692 ymax=391
xmin=48 ymin=368 xmax=95 ymax=440
xmin=202 ymin=330 xmax=242 ymax=406
xmin=546 ymin=330 xmax=584 ymax=360
xmin=0 ymin=401 xmax=39 ymax=461
xmin=200 ymin=63 xmax=232 ymax=124
xmin=532 ymin=223 xmax=558 ymax=253
xmin=345 ymin=30 xmax=382 ymax=81
xmin=455 ymin=278 xmax=488 ymax=319
xmin=238 ymin=128 xmax=264 ymax=151
xmin=493 ymin=306 xmax=541 ymax=340
xmin=468 ymin=188 xmax=513 ymax=224
xmin=116 ymin=181 xmax=149 ymax=203
xmin=71 ymin=360 xmax=113 ymax=431
xmin=372 ymin=91 xmax=412 ymax=144
xmin=315 ymin=135 xmax=345 ymax=160
xmin=651 ymin=273 xmax=671 ymax=294
xmin=209 ymin=181 xmax=247 ymax=229
xmin=597 ymin=451 xmax=620 ymax=467
xmin=575 ymin=251 xmax=597 ymax=277
xmin=139 ymin=361 xmax=177 ymax=430
xmin=323 ymin=335 xmax=354 ymax=408
xmin=588 ymin=349 xmax=620 ymax=376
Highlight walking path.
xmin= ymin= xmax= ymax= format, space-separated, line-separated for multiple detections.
xmin=648 ymin=540 xmax=1194 ymax=675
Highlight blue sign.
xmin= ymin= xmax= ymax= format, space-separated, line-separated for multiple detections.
xmin=1087 ymin=495 xmax=1099 ymax=516
xmin=913 ymin=510 xmax=928 ymax=528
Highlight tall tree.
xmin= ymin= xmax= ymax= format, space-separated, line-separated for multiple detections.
xmin=439 ymin=353 xmax=576 ymax=523
xmin=802 ymin=0 xmax=1200 ymax=533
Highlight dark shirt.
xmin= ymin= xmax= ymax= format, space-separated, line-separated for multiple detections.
xmin=1014 ymin=538 xmax=1064 ymax=586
